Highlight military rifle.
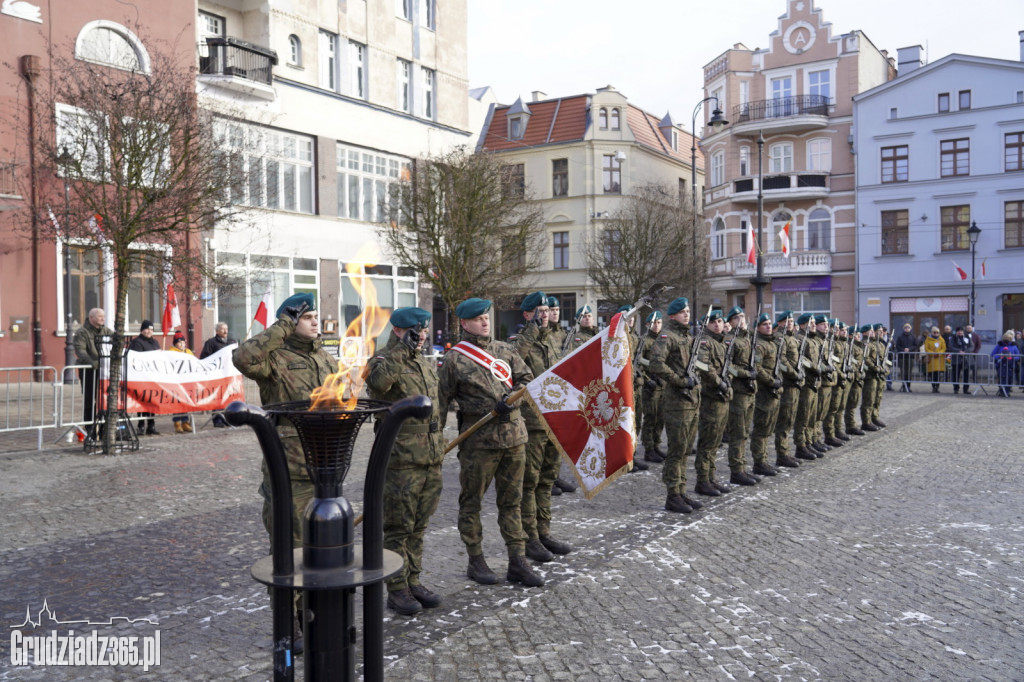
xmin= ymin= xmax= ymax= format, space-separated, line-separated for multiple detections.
xmin=718 ymin=328 xmax=737 ymax=399
xmin=795 ymin=326 xmax=810 ymax=383
xmin=879 ymin=327 xmax=895 ymax=376
xmin=771 ymin=331 xmax=786 ymax=390
xmin=745 ymin=305 xmax=760 ymax=391
xmin=817 ymin=323 xmax=835 ymax=377
xmin=561 ymin=306 xmax=585 ymax=357
xmin=841 ymin=323 xmax=857 ymax=375
xmin=684 ymin=305 xmax=713 ymax=391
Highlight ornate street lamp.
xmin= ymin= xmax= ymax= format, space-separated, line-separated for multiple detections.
xmin=751 ymin=131 xmax=771 ymax=309
xmin=967 ymin=220 xmax=982 ymax=326
xmin=691 ymin=98 xmax=728 ymax=311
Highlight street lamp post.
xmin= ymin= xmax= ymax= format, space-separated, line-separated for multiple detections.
xmin=691 ymin=98 xmax=728 ymax=312
xmin=968 ymin=220 xmax=982 ymax=327
xmin=56 ymin=147 xmax=76 ymax=374
xmin=750 ymin=131 xmax=771 ymax=309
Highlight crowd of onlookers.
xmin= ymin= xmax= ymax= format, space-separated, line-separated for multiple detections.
xmin=890 ymin=323 xmax=1023 ymax=398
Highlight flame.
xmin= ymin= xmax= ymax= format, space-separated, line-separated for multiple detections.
xmin=309 ymin=245 xmax=391 ymax=411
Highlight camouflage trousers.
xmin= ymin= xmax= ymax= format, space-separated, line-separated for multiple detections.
xmin=861 ymin=375 xmax=879 ymax=425
xmin=829 ymin=380 xmax=851 ymax=437
xmin=641 ymin=384 xmax=665 ymax=452
xmin=661 ymin=395 xmax=699 ymax=495
xmin=259 ymin=436 xmax=315 ymax=549
xmin=871 ymin=372 xmax=886 ymax=420
xmin=751 ymin=389 xmax=781 ymax=464
xmin=522 ymin=430 xmax=561 ymax=540
xmin=384 ymin=463 xmax=443 ymax=591
xmin=696 ymin=397 xmax=730 ymax=482
xmin=726 ymin=391 xmax=756 ymax=473
xmin=458 ymin=444 xmax=527 ymax=558
xmin=814 ymin=384 xmax=833 ymax=443
xmin=845 ymin=380 xmax=864 ymax=429
xmin=774 ymin=384 xmax=801 ymax=457
xmin=794 ymin=385 xmax=819 ymax=447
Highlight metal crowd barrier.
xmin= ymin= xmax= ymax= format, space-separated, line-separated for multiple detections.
xmin=0 ymin=366 xmax=60 ymax=450
xmin=887 ymin=351 xmax=1022 ymax=396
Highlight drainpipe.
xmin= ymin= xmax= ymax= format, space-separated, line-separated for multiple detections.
xmin=20 ymin=55 xmax=43 ymax=370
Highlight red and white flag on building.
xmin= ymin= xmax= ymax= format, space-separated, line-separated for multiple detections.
xmin=747 ymin=224 xmax=758 ymax=264
xmin=524 ymin=312 xmax=635 ymax=499
xmin=253 ymin=283 xmax=274 ymax=328
xmin=952 ymin=261 xmax=968 ymax=281
xmin=980 ymin=258 xmax=987 ymax=279
xmin=162 ymin=283 xmax=181 ymax=333
xmin=778 ymin=220 xmax=791 ymax=256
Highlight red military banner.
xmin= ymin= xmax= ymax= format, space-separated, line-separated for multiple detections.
xmin=524 ymin=312 xmax=635 ymax=499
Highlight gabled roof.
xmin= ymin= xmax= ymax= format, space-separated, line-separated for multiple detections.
xmin=853 ymin=53 xmax=1024 ymax=102
xmin=628 ymin=106 xmax=702 ymax=170
xmin=480 ymin=95 xmax=589 ymax=150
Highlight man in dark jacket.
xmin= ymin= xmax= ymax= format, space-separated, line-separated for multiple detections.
xmin=128 ymin=320 xmax=161 ymax=435
xmin=948 ymin=327 xmax=972 ymax=394
xmin=201 ymin=322 xmax=238 ymax=426
xmin=894 ymin=323 xmax=919 ymax=392
xmin=73 ymin=308 xmax=114 ymax=430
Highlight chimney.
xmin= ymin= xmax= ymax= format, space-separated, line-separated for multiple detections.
xmin=1019 ymin=30 xmax=1023 ymax=61
xmin=896 ymin=45 xmax=923 ymax=76
xmin=531 ymin=90 xmax=547 ymax=102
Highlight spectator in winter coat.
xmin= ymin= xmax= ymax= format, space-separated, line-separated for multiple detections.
xmin=128 ymin=320 xmax=161 ymax=435
xmin=923 ymin=327 xmax=947 ymax=393
xmin=947 ymin=327 xmax=972 ymax=395
xmin=991 ymin=332 xmax=1021 ymax=397
xmin=894 ymin=323 xmax=919 ymax=392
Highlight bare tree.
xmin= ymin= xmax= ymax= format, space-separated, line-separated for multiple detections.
xmin=17 ymin=38 xmax=254 ymax=452
xmin=380 ymin=147 xmax=547 ymax=330
xmin=583 ymin=182 xmax=710 ymax=308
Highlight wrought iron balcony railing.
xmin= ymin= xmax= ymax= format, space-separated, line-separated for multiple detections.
xmin=199 ymin=37 xmax=278 ymax=86
xmin=733 ymin=95 xmax=831 ymax=122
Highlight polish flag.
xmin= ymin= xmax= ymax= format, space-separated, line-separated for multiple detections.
xmin=162 ymin=283 xmax=181 ymax=333
xmin=778 ymin=220 xmax=791 ymax=257
xmin=747 ymin=224 xmax=757 ymax=264
xmin=952 ymin=262 xmax=968 ymax=281
xmin=253 ymin=284 xmax=274 ymax=328
xmin=524 ymin=312 xmax=635 ymax=499
xmin=980 ymin=259 xmax=987 ymax=279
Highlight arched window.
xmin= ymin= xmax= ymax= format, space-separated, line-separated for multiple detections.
xmin=75 ymin=21 xmax=150 ymax=73
xmin=288 ymin=35 xmax=302 ymax=66
xmin=598 ymin=107 xmax=608 ymax=130
xmin=712 ymin=218 xmax=726 ymax=259
xmin=807 ymin=207 xmax=831 ymax=250
xmin=770 ymin=211 xmax=792 ymax=252
xmin=610 ymin=108 xmax=620 ymax=131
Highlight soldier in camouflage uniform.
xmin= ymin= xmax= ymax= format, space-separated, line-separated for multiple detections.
xmin=510 ymin=292 xmax=573 ymax=564
xmin=866 ymin=323 xmax=889 ymax=429
xmin=648 ymin=297 xmax=705 ymax=513
xmin=437 ymin=298 xmax=544 ymax=588
xmin=618 ymin=305 xmax=650 ymax=473
xmin=723 ymin=306 xmax=760 ymax=486
xmin=565 ymin=305 xmax=598 ymax=353
xmin=694 ymin=310 xmax=734 ymax=497
xmin=859 ymin=326 xmax=881 ymax=432
xmin=366 ymin=307 xmax=445 ymax=616
xmin=750 ymin=313 xmax=783 ymax=476
xmin=640 ymin=311 xmax=667 ymax=463
xmin=844 ymin=327 xmax=868 ymax=436
xmin=828 ymin=322 xmax=854 ymax=443
xmin=812 ymin=315 xmax=838 ymax=453
xmin=773 ymin=312 xmax=803 ymax=469
xmin=546 ymin=296 xmax=566 ymax=353
xmin=793 ymin=313 xmax=824 ymax=460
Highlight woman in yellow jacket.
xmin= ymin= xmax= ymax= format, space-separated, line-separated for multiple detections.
xmin=169 ymin=331 xmax=195 ymax=433
xmin=923 ymin=326 xmax=947 ymax=393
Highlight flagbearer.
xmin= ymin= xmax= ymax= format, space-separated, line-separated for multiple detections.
xmin=438 ymin=298 xmax=544 ymax=588
xmin=649 ymin=297 xmax=705 ymax=513
xmin=366 ymin=307 xmax=445 ymax=616
xmin=546 ymin=296 xmax=577 ymax=496
xmin=723 ymin=306 xmax=759 ymax=486
xmin=510 ymin=292 xmax=573 ymax=563
xmin=566 ymin=305 xmax=597 ymax=352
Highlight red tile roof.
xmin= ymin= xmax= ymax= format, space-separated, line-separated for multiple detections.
xmin=627 ymin=105 xmax=703 ymax=170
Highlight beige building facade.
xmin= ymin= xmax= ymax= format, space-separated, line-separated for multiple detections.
xmin=700 ymin=0 xmax=894 ymax=321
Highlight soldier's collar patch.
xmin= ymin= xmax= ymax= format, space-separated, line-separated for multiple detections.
xmin=660 ymin=334 xmax=668 ymax=338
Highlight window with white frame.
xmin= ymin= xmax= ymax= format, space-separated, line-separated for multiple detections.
xmin=711 ymin=87 xmax=724 ymax=116
xmin=397 ymin=59 xmax=411 ymax=113
xmin=712 ymin=218 xmax=726 ymax=259
xmin=76 ymin=20 xmax=149 ymax=73
xmin=420 ymin=0 xmax=435 ymax=29
xmin=739 ymin=146 xmax=750 ymax=176
xmin=288 ymin=35 xmax=302 ymax=67
xmin=769 ymin=142 xmax=793 ymax=173
xmin=602 ymin=154 xmax=621 ymax=193
xmin=319 ymin=30 xmax=338 ymax=90
xmin=219 ymin=121 xmax=314 ymax=214
xmin=806 ymin=138 xmax=831 ymax=171
xmin=56 ymin=105 xmax=108 ymax=181
xmin=807 ymin=207 xmax=831 ymax=250
xmin=770 ymin=212 xmax=791 ymax=252
xmin=397 ymin=0 xmax=412 ymax=20
xmin=774 ymin=290 xmax=830 ymax=318
xmin=509 ymin=115 xmax=524 ymax=140
xmin=216 ymin=253 xmax=321 ymax=342
xmin=808 ymin=69 xmax=830 ymax=101
xmin=336 ymin=143 xmax=411 ymax=223
xmin=56 ymin=105 xmax=170 ymax=187
xmin=421 ymin=67 xmax=435 ymax=119
xmin=349 ymin=41 xmax=366 ymax=99
xmin=770 ymin=76 xmax=793 ymax=117
xmin=710 ymin=150 xmax=725 ymax=186
xmin=610 ymin=108 xmax=620 ymax=131
xmin=598 ymin=108 xmax=608 ymax=130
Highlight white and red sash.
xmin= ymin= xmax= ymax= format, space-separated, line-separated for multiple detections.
xmin=451 ymin=341 xmax=513 ymax=389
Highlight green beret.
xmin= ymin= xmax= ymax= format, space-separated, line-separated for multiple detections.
xmin=859 ymin=324 xmax=872 ymax=334
xmin=872 ymin=323 xmax=883 ymax=331
xmin=756 ymin=313 xmax=771 ymax=325
xmin=645 ymin=311 xmax=662 ymax=323
xmin=546 ymin=296 xmax=559 ymax=308
xmin=617 ymin=305 xmax=631 ymax=313
xmin=666 ymin=297 xmax=690 ymax=315
xmin=705 ymin=309 xmax=724 ymax=323
xmin=276 ymin=293 xmax=316 ymax=319
xmin=390 ymin=307 xmax=431 ymax=329
xmin=726 ymin=306 xmax=744 ymax=321
xmin=520 ymin=291 xmax=547 ymax=311
xmin=814 ymin=313 xmax=828 ymax=324
xmin=456 ymin=298 xmax=492 ymax=319
xmin=576 ymin=305 xmax=592 ymax=317
xmin=796 ymin=313 xmax=812 ymax=325
xmin=776 ymin=310 xmax=793 ymax=324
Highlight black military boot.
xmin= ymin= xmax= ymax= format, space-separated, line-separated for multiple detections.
xmin=664 ymin=494 xmax=692 ymax=514
xmin=554 ymin=477 xmax=577 ymax=493
xmin=644 ymin=448 xmax=666 ymax=463
xmin=776 ymin=454 xmax=800 ymax=468
xmin=812 ymin=441 xmax=831 ymax=453
xmin=873 ymin=418 xmax=887 ymax=428
xmin=712 ymin=479 xmax=732 ymax=494
xmin=730 ymin=471 xmax=759 ymax=486
xmin=507 ymin=555 xmax=544 ymax=587
xmin=387 ymin=588 xmax=423 ymax=616
xmin=525 ymin=538 xmax=554 ymax=563
xmin=695 ymin=480 xmax=721 ymax=496
xmin=847 ymin=426 xmax=866 ymax=436
xmin=825 ymin=436 xmax=844 ymax=447
xmin=630 ymin=457 xmax=649 ymax=472
xmin=409 ymin=584 xmax=443 ymax=608
xmin=540 ymin=535 xmax=572 ymax=555
xmin=550 ymin=484 xmax=562 ymax=496
xmin=680 ymin=493 xmax=704 ymax=510
xmin=836 ymin=432 xmax=851 ymax=441
xmin=861 ymin=422 xmax=879 ymax=432
xmin=467 ymin=555 xmax=498 ymax=585
xmin=753 ymin=462 xmax=778 ymax=476
xmin=795 ymin=446 xmax=817 ymax=460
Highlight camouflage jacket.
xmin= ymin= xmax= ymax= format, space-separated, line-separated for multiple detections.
xmin=802 ymin=330 xmax=823 ymax=388
xmin=698 ymin=331 xmax=732 ymax=403
xmin=625 ymin=326 xmax=643 ymax=388
xmin=648 ymin=319 xmax=699 ymax=405
xmin=640 ymin=330 xmax=662 ymax=385
xmin=548 ymin=326 xmax=567 ymax=354
xmin=780 ymin=330 xmax=803 ymax=386
xmin=832 ymin=337 xmax=849 ymax=384
xmin=438 ymin=331 xmax=533 ymax=450
xmin=820 ymin=333 xmax=839 ymax=387
xmin=366 ymin=333 xmax=444 ymax=468
xmin=728 ymin=328 xmax=757 ymax=395
xmin=566 ymin=325 xmax=597 ymax=353
xmin=754 ymin=331 xmax=782 ymax=396
xmin=73 ymin=322 xmax=115 ymax=369
xmin=851 ymin=340 xmax=866 ymax=383
xmin=509 ymin=322 xmax=558 ymax=431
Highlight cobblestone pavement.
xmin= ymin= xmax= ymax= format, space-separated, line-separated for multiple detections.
xmin=1 ymin=391 xmax=1022 ymax=680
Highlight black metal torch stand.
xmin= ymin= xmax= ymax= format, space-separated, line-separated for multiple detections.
xmin=226 ymin=394 xmax=431 ymax=682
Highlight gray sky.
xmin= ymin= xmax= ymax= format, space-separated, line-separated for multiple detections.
xmin=468 ymin=0 xmax=1024 ymax=129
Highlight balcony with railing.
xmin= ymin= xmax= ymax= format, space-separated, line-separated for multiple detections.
xmin=708 ymin=249 xmax=832 ymax=283
xmin=198 ymin=37 xmax=278 ymax=100
xmin=731 ymin=95 xmax=831 ymax=135
xmin=726 ymin=171 xmax=830 ymax=203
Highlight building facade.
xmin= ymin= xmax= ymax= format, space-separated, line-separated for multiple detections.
xmin=196 ymin=0 xmax=471 ymax=346
xmin=852 ymin=45 xmax=1024 ymax=348
xmin=700 ymin=0 xmax=894 ymax=322
xmin=477 ymin=86 xmax=704 ymax=337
